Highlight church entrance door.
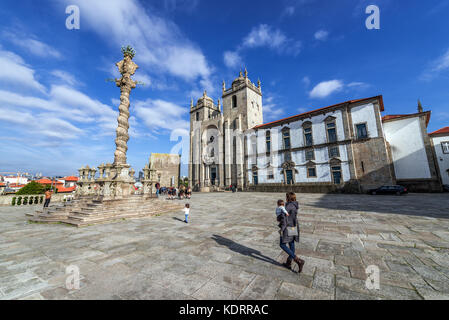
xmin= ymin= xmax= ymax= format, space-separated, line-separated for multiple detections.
xmin=211 ymin=167 xmax=217 ymax=186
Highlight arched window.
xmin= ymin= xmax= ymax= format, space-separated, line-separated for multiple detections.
xmin=303 ymin=122 xmax=313 ymax=146
xmin=232 ymin=95 xmax=237 ymax=109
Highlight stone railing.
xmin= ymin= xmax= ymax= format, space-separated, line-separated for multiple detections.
xmin=0 ymin=194 xmax=73 ymax=206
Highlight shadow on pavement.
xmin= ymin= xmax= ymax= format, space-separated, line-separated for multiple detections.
xmin=306 ymin=193 xmax=449 ymax=219
xmin=211 ymin=234 xmax=282 ymax=267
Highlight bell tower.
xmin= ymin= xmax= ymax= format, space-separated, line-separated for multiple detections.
xmin=222 ymin=69 xmax=263 ymax=131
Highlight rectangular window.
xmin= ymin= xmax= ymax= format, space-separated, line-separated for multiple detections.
xmin=307 ymin=167 xmax=317 ymax=178
xmin=329 ymin=146 xmax=340 ymax=158
xmin=442 ymin=141 xmax=449 ymax=154
xmin=304 ymin=127 xmax=313 ymax=146
xmin=268 ymin=170 xmax=274 ymax=180
xmin=327 ymin=122 xmax=337 ymax=143
xmin=266 ymin=132 xmax=271 ymax=154
xmin=305 ymin=150 xmax=315 ymax=161
xmin=356 ymin=123 xmax=368 ymax=139
xmin=196 ymin=112 xmax=199 ymax=121
xmin=283 ymin=131 xmax=291 ymax=149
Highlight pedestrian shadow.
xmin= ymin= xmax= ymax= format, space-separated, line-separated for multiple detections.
xmin=211 ymin=234 xmax=282 ymax=267
xmin=172 ymin=217 xmax=184 ymax=223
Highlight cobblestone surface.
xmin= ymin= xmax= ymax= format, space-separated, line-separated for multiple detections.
xmin=1 ymin=192 xmax=449 ymax=300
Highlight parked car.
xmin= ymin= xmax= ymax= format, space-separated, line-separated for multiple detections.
xmin=443 ymin=185 xmax=449 ymax=192
xmin=369 ymin=185 xmax=408 ymax=195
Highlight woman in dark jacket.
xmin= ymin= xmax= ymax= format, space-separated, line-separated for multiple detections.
xmin=278 ymin=192 xmax=305 ymax=273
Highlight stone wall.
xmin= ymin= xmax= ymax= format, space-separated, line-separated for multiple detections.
xmin=0 ymin=194 xmax=71 ymax=206
xmin=351 ymin=137 xmax=395 ymax=191
xmin=246 ymin=182 xmax=359 ymax=194
xmin=150 ymin=153 xmax=181 ymax=188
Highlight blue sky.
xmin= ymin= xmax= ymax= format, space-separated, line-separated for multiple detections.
xmin=0 ymin=0 xmax=448 ymax=177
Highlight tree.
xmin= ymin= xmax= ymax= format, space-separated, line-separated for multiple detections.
xmin=16 ymin=181 xmax=45 ymax=195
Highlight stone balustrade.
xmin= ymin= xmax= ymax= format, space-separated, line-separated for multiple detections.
xmin=0 ymin=193 xmax=70 ymax=206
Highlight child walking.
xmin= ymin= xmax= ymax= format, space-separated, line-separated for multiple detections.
xmin=183 ymin=203 xmax=190 ymax=224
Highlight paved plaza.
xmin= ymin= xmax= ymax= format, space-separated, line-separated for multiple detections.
xmin=1 ymin=192 xmax=449 ymax=300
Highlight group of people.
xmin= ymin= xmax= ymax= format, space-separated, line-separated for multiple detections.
xmin=155 ymin=183 xmax=192 ymax=200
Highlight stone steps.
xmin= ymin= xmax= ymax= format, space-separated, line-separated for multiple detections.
xmin=27 ymin=196 xmax=184 ymax=227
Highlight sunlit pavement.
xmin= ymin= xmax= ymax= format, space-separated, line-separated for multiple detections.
xmin=1 ymin=192 xmax=449 ymax=300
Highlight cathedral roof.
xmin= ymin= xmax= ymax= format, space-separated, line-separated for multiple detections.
xmin=254 ymin=95 xmax=384 ymax=130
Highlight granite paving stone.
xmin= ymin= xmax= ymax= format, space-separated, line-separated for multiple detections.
xmin=0 ymin=192 xmax=448 ymax=299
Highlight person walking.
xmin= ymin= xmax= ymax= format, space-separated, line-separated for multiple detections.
xmin=155 ymin=182 xmax=160 ymax=198
xmin=183 ymin=203 xmax=190 ymax=224
xmin=43 ymin=188 xmax=53 ymax=208
xmin=278 ymin=192 xmax=305 ymax=273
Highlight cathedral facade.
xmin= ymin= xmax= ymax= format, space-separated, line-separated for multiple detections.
xmin=189 ymin=70 xmax=443 ymax=193
xmin=189 ymin=70 xmax=263 ymax=191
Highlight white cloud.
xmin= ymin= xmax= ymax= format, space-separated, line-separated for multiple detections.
xmin=242 ymin=24 xmax=301 ymax=55
xmin=50 ymin=70 xmax=82 ymax=87
xmin=0 ymin=49 xmax=45 ymax=92
xmin=283 ymin=6 xmax=296 ymax=16
xmin=309 ymin=80 xmax=344 ymax=99
xmin=135 ymin=99 xmax=189 ymax=133
xmin=0 ymin=108 xmax=84 ymax=140
xmin=223 ymin=51 xmax=243 ymax=69
xmin=314 ymin=30 xmax=329 ymax=41
xmin=58 ymin=0 xmax=212 ymax=83
xmin=263 ymin=96 xmax=284 ymax=121
xmin=2 ymin=31 xmax=62 ymax=59
xmin=302 ymin=76 xmax=311 ymax=87
xmin=308 ymin=79 xmax=370 ymax=99
xmin=421 ymin=48 xmax=449 ymax=81
xmin=223 ymin=24 xmax=301 ymax=69
xmin=347 ymin=81 xmax=370 ymax=89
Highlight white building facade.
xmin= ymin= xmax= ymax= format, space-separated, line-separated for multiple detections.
xmin=189 ymin=72 xmax=443 ymax=193
xmin=246 ymin=96 xmax=395 ymax=192
xmin=430 ymin=127 xmax=449 ymax=186
xmin=382 ymin=112 xmax=442 ymax=192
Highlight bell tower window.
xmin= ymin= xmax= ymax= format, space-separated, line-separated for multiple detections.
xmin=232 ymin=95 xmax=237 ymax=109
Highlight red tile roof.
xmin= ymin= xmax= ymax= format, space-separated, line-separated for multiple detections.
xmin=429 ymin=127 xmax=449 ymax=136
xmin=254 ymin=95 xmax=384 ymax=130
xmin=57 ymin=186 xmax=76 ymax=193
xmin=63 ymin=176 xmax=79 ymax=182
xmin=35 ymin=179 xmax=63 ymax=185
xmin=8 ymin=184 xmax=26 ymax=188
xmin=382 ymin=111 xmax=431 ymax=127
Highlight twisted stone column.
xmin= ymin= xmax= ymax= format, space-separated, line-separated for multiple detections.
xmin=114 ymin=54 xmax=138 ymax=165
